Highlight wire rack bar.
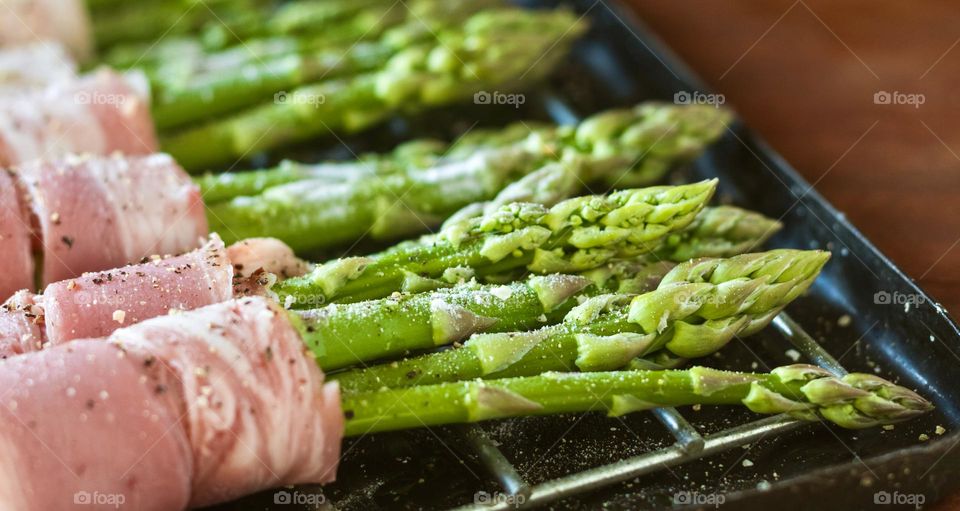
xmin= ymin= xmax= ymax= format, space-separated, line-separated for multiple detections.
xmin=452 ymin=308 xmax=850 ymax=510
xmin=650 ymin=407 xmax=704 ymax=454
xmin=454 ymin=415 xmax=804 ymax=511
xmin=463 ymin=426 xmax=531 ymax=498
xmin=772 ymin=312 xmax=848 ymax=376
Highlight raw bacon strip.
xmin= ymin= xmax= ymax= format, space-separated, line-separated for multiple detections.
xmin=0 ymin=42 xmax=76 ymax=93
xmin=43 ymin=235 xmax=233 ymax=345
xmin=0 ymin=69 xmax=156 ymax=165
xmin=15 ymin=153 xmax=207 ymax=285
xmin=109 ymin=297 xmax=342 ymax=506
xmin=0 ymin=0 xmax=93 ymax=61
xmin=0 ymin=341 xmax=193 ymax=510
xmin=0 ymin=235 xmax=303 ymax=359
xmin=0 ymin=298 xmax=343 ymax=510
xmin=0 ymin=169 xmax=32 ymax=299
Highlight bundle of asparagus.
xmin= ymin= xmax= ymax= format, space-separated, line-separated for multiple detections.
xmin=275 ymin=180 xmax=719 ymax=305
xmin=294 ymin=211 xmax=781 ymax=372
xmin=139 ymin=0 xmax=503 ymax=129
xmin=330 ymin=249 xmax=829 ymax=392
xmin=199 ymin=102 xmax=733 ymax=252
xmin=267 ymin=243 xmax=927 ymax=435
xmin=161 ymin=7 xmax=588 ymax=169
xmin=96 ymin=0 xmax=490 ymax=60
xmin=91 ymin=0 xmax=275 ymax=49
xmin=343 ymin=364 xmax=932 ymax=435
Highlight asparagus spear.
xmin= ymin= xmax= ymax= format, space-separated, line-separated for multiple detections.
xmin=201 ymin=0 xmax=505 ymax=50
xmin=274 ymin=180 xmax=717 ymax=305
xmin=151 ymin=43 xmax=392 ymax=130
xmin=341 ymin=364 xmax=933 ymax=435
xmin=203 ymin=104 xmax=731 ymax=251
xmin=650 ymin=205 xmax=783 ymax=261
xmin=198 ymin=102 xmax=731 ymax=198
xmin=92 ymin=0 xmax=270 ymax=49
xmin=330 ymin=249 xmax=829 ymax=393
xmin=162 ymin=8 xmax=588 ymax=170
xmin=149 ymin=0 xmax=500 ymax=129
xmin=297 ymin=274 xmax=592 ymax=371
xmin=287 ymin=206 xmax=779 ymax=372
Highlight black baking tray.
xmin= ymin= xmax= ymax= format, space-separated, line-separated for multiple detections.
xmin=209 ymin=1 xmax=960 ymax=509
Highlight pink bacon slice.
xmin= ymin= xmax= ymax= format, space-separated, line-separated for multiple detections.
xmin=0 ymin=297 xmax=343 ymax=510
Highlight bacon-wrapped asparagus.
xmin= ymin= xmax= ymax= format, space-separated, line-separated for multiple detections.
xmin=0 ymin=154 xmax=204 ymax=299
xmin=0 ymin=296 xmax=930 ymax=509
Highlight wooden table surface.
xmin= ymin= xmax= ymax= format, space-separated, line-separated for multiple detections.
xmin=627 ymin=0 xmax=960 ymax=319
xmin=626 ymin=1 xmax=960 ymax=508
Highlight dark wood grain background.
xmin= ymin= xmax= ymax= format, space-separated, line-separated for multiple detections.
xmin=625 ymin=1 xmax=960 ymax=508
xmin=627 ymin=0 xmax=960 ymax=320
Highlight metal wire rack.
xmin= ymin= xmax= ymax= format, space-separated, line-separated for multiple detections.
xmin=436 ymin=311 xmax=845 ymax=510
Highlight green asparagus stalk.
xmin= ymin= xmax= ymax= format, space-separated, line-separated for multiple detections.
xmin=296 ymin=274 xmax=592 ymax=371
xmin=273 ymin=181 xmax=717 ymax=305
xmin=330 ymin=249 xmax=829 ymax=393
xmin=288 ymin=206 xmax=779 ymax=372
xmin=92 ymin=0 xmax=270 ymax=49
xmin=151 ymin=43 xmax=392 ymax=130
xmin=198 ymin=102 xmax=730 ymax=198
xmin=649 ymin=205 xmax=783 ymax=261
xmin=202 ymin=103 xmax=731 ymax=252
xmin=474 ymin=204 xmax=781 ymax=285
xmin=201 ymin=0 xmax=505 ymax=51
xmin=293 ymin=256 xmax=684 ymax=371
xmin=162 ymin=8 xmax=588 ymax=170
xmin=341 ymin=364 xmax=933 ymax=435
xmin=149 ymin=0 xmax=500 ymax=129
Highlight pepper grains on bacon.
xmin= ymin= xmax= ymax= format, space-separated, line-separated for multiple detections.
xmin=0 ymin=153 xmax=208 ymax=300
xmin=0 ymin=235 xmax=309 ymax=359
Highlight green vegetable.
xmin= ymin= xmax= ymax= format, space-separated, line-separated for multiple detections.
xmin=162 ymin=8 xmax=588 ymax=170
xmin=341 ymin=364 xmax=933 ymax=435
xmin=331 ymin=249 xmax=829 ymax=393
xmin=201 ymin=102 xmax=732 ymax=252
xmin=274 ymin=181 xmax=717 ymax=305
